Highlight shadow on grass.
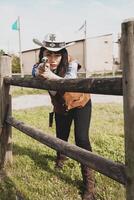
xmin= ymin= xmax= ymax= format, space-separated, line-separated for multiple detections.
xmin=13 ymin=143 xmax=82 ymax=190
xmin=0 ymin=169 xmax=30 ymax=200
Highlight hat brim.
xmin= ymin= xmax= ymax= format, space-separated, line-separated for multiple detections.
xmin=33 ymin=38 xmax=75 ymax=52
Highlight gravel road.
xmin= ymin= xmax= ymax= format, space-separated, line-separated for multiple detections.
xmin=12 ymin=94 xmax=123 ymax=110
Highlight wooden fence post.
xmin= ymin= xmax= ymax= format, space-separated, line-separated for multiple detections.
xmin=121 ymin=19 xmax=134 ymax=199
xmin=0 ymin=55 xmax=12 ymax=168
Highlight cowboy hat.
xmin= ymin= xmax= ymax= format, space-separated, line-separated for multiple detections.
xmin=33 ymin=33 xmax=75 ymax=52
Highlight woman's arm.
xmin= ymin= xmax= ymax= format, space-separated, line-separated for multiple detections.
xmin=32 ymin=63 xmax=61 ymax=96
xmin=33 ymin=63 xmax=62 ymax=80
xmin=40 ymin=67 xmax=62 ymax=80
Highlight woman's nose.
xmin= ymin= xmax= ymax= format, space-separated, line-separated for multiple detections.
xmin=50 ymin=55 xmax=56 ymax=62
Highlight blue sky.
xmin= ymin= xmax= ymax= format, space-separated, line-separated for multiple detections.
xmin=0 ymin=0 xmax=134 ymax=53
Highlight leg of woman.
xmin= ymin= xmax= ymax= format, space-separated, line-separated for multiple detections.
xmin=74 ymin=100 xmax=95 ymax=200
xmin=55 ymin=111 xmax=73 ymax=168
xmin=74 ymin=99 xmax=92 ymax=151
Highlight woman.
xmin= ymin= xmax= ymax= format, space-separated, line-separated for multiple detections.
xmin=32 ymin=33 xmax=95 ymax=200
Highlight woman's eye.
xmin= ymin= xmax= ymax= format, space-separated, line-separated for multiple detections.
xmin=55 ymin=54 xmax=61 ymax=57
xmin=46 ymin=54 xmax=51 ymax=57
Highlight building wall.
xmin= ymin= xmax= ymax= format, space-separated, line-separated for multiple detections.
xmin=22 ymin=49 xmax=39 ymax=75
xmin=21 ymin=34 xmax=113 ymax=75
xmin=86 ymin=34 xmax=113 ymax=73
xmin=67 ymin=41 xmax=84 ymax=71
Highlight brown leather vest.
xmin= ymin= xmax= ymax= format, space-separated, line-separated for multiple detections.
xmin=49 ymin=63 xmax=90 ymax=114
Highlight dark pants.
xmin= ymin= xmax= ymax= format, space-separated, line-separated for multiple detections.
xmin=55 ymin=99 xmax=92 ymax=151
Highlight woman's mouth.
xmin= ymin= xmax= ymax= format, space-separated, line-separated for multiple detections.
xmin=50 ymin=63 xmax=57 ymax=68
xmin=50 ymin=64 xmax=57 ymax=70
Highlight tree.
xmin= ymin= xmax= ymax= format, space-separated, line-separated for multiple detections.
xmin=0 ymin=49 xmax=5 ymax=56
xmin=12 ymin=55 xmax=21 ymax=73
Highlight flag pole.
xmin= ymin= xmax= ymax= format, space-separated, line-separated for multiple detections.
xmin=18 ymin=16 xmax=24 ymax=77
xmin=84 ymin=20 xmax=87 ymax=77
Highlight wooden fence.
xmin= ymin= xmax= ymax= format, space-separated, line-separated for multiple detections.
xmin=0 ymin=20 xmax=134 ymax=200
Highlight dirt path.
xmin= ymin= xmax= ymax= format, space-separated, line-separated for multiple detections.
xmin=12 ymin=94 xmax=123 ymax=110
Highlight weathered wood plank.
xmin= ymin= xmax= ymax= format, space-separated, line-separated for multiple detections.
xmin=6 ymin=116 xmax=126 ymax=185
xmin=4 ymin=76 xmax=123 ymax=95
xmin=0 ymin=56 xmax=12 ymax=168
xmin=121 ymin=19 xmax=134 ymax=199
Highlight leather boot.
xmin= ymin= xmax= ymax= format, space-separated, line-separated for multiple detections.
xmin=81 ymin=165 xmax=95 ymax=200
xmin=55 ymin=152 xmax=68 ymax=169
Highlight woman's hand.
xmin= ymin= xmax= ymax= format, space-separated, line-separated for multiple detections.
xmin=37 ymin=63 xmax=50 ymax=74
xmin=63 ymin=92 xmax=90 ymax=110
xmin=63 ymin=92 xmax=81 ymax=109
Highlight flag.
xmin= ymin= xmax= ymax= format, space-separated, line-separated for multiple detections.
xmin=12 ymin=19 xmax=19 ymax=30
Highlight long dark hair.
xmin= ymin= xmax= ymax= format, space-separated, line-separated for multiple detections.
xmin=38 ymin=47 xmax=69 ymax=76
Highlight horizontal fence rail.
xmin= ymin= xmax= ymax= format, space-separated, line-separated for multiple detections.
xmin=6 ymin=116 xmax=126 ymax=185
xmin=4 ymin=76 xmax=123 ymax=95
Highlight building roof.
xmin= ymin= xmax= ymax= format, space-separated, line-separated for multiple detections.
xmin=22 ymin=33 xmax=113 ymax=53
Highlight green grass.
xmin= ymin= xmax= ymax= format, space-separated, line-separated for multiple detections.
xmin=0 ymin=103 xmax=125 ymax=200
xmin=11 ymin=86 xmax=47 ymax=97
xmin=89 ymin=70 xmax=122 ymax=78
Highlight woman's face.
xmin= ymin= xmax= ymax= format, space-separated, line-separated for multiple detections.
xmin=44 ymin=50 xmax=62 ymax=70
